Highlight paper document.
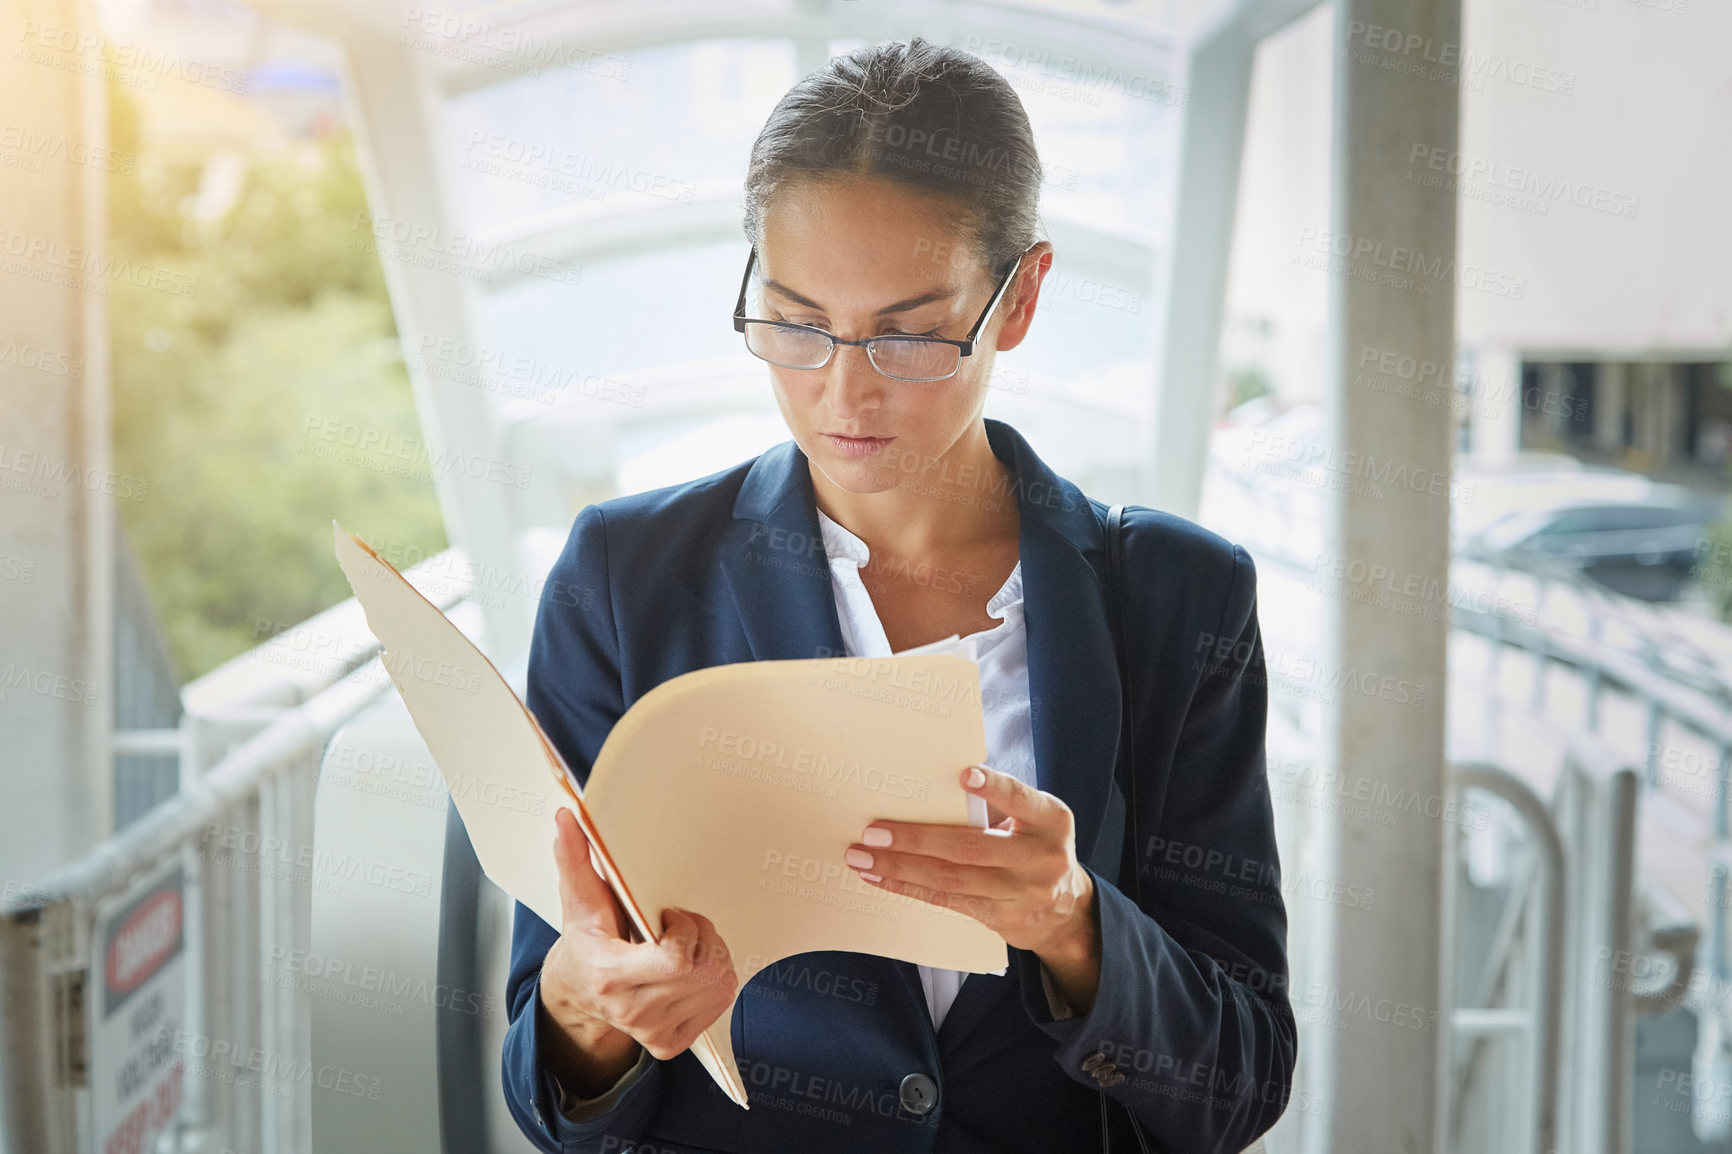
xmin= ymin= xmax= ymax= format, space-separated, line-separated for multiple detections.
xmin=332 ymin=523 xmax=1009 ymax=1108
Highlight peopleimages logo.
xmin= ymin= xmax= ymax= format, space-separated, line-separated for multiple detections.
xmin=1341 ymin=20 xmax=1576 ymax=96
xmin=14 ymin=22 xmax=250 ymax=93
xmin=1293 ymin=227 xmax=1526 ymax=300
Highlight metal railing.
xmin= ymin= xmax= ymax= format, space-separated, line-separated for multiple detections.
xmin=1445 ymin=760 xmax=1567 ymax=1154
xmin=1450 ymin=552 xmax=1726 ymax=1145
xmin=1211 ymin=460 xmax=1730 ymax=1153
xmin=1460 ymin=735 xmax=1645 ymax=1154
xmin=0 ymin=555 xmax=473 ymax=1154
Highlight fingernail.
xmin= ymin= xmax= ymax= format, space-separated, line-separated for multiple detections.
xmin=861 ymin=872 xmax=882 ymax=883
xmin=862 ymin=827 xmax=892 ymax=847
xmin=845 ymin=848 xmax=874 ymax=870
xmin=965 ymin=765 xmax=986 ymax=788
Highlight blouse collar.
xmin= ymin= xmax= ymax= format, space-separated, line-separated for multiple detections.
xmin=814 ymin=507 xmax=1025 ymax=619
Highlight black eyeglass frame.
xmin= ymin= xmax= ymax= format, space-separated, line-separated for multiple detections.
xmin=731 ymin=245 xmax=1027 ymax=382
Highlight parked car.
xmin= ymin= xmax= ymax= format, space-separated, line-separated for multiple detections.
xmin=1209 ymin=397 xmax=1724 ymax=601
xmin=1462 ymin=480 xmax=1719 ymax=601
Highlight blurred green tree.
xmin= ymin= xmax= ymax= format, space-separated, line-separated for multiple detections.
xmin=108 ymin=86 xmax=447 ymax=680
xmin=1227 ymin=365 xmax=1273 ymax=411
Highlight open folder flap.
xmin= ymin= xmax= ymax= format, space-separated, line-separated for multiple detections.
xmin=332 ymin=523 xmax=1009 ymax=1110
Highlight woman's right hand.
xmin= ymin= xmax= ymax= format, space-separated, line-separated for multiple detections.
xmin=537 ymin=805 xmax=738 ymax=1095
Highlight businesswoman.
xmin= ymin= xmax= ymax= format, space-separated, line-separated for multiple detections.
xmin=503 ymin=36 xmax=1295 ymax=1154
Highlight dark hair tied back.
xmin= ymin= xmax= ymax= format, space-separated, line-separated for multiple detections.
xmin=743 ymin=36 xmax=1045 ymax=278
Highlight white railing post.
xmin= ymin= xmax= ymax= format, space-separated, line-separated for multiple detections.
xmin=0 ymin=665 xmax=394 ymax=1154
xmin=1447 ymin=761 xmax=1566 ymax=1154
xmin=1554 ymin=744 xmax=1639 ymax=1154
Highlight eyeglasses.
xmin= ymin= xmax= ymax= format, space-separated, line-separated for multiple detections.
xmin=731 ymin=245 xmax=1025 ymax=383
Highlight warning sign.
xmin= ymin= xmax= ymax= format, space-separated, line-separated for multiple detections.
xmin=91 ymin=860 xmax=186 ymax=1154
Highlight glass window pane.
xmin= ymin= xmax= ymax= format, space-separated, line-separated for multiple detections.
xmin=477 ymin=240 xmax=750 ymax=419
xmin=444 ymin=39 xmax=797 ymax=230
xmin=456 ymin=34 xmax=1177 ymax=501
xmin=972 ymin=47 xmax=1183 ymax=242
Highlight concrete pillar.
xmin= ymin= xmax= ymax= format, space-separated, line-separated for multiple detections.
xmin=1629 ymin=364 xmax=1646 ymax=459
xmin=1595 ymin=362 xmax=1627 ymax=454
xmin=0 ymin=0 xmax=114 ymax=883
xmin=1629 ymin=362 xmax=1661 ymax=465
xmin=1659 ymin=362 xmax=1683 ymax=469
xmin=1307 ymin=0 xmax=1459 ymax=1149
xmin=1629 ymin=363 xmax=1648 ymax=461
xmin=1540 ymin=363 xmax=1570 ymax=443
xmin=1464 ymin=346 xmax=1520 ymax=465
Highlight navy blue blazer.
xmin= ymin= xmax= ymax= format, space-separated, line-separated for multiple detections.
xmin=502 ymin=418 xmax=1296 ymax=1154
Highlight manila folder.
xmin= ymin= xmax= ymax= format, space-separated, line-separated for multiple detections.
xmin=331 ymin=522 xmax=1009 ymax=1109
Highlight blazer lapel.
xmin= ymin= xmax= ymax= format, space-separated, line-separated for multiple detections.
xmin=928 ymin=421 xmax=1126 ymax=1061
xmin=718 ymin=438 xmax=848 ymax=662
xmin=984 ymin=419 xmax=1123 ymax=871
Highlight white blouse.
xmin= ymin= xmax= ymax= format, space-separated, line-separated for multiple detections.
xmin=814 ymin=507 xmax=1037 ymax=1030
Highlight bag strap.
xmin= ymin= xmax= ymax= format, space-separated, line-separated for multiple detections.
xmin=1099 ymin=505 xmax=1152 ymax=1154
xmin=1104 ymin=504 xmax=1142 ymax=906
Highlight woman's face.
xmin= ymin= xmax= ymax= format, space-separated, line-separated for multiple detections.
xmin=754 ymin=177 xmax=1045 ymax=494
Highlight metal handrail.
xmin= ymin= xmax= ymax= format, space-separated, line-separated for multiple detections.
xmin=1213 ymin=462 xmax=1704 ymax=1154
xmin=0 ymin=657 xmax=401 ymax=1153
xmin=2 ymin=671 xmax=386 ymax=921
xmin=1450 ymin=563 xmax=1732 ymax=781
xmin=2 ymin=545 xmax=491 ymax=1153
xmin=4 ymin=538 xmax=491 ymax=1154
xmin=1449 ymin=760 xmax=1567 ymax=1154
xmin=1450 ymin=555 xmax=1722 ymax=1028
xmin=1233 ymin=482 xmax=1727 ymax=980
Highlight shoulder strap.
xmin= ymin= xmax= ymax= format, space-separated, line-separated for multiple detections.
xmin=1103 ymin=505 xmax=1141 ymax=905
xmin=1100 ymin=506 xmax=1154 ymax=1154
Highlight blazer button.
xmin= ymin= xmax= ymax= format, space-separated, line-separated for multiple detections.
xmin=899 ymin=1072 xmax=938 ymax=1116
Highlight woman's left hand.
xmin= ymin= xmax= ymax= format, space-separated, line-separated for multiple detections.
xmin=843 ymin=764 xmax=1097 ymax=961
